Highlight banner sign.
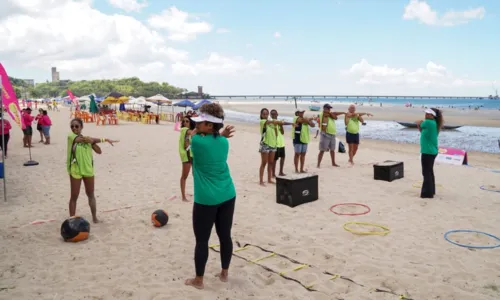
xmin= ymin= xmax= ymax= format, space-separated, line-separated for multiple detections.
xmin=0 ymin=63 xmax=25 ymax=129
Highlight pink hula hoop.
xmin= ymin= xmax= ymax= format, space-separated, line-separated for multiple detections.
xmin=329 ymin=203 xmax=371 ymax=216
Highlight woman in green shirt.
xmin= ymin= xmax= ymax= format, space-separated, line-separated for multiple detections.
xmin=184 ymin=103 xmax=236 ymax=290
xmin=416 ymin=108 xmax=443 ymax=198
xmin=258 ymin=108 xmax=285 ymax=185
xmin=179 ymin=116 xmax=196 ymax=202
xmin=67 ymin=118 xmax=118 ymax=223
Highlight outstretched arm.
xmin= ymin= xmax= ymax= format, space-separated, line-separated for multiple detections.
xmin=75 ymin=136 xmax=119 ymax=146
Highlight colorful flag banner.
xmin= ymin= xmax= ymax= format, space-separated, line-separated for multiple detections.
xmin=0 ymin=63 xmax=25 ymax=129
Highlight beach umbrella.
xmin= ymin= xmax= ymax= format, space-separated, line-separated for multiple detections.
xmin=173 ymin=99 xmax=195 ymax=108
xmin=146 ymin=94 xmax=172 ymax=114
xmin=193 ymin=99 xmax=211 ymax=110
xmin=102 ymin=92 xmax=129 ymax=105
xmin=89 ymin=95 xmax=99 ymax=114
xmin=173 ymin=99 xmax=195 ymax=112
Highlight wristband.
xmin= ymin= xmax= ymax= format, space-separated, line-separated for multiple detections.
xmin=101 ymin=138 xmax=105 ymax=143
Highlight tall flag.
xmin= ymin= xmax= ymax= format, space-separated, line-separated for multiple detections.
xmin=0 ymin=63 xmax=25 ymax=129
xmin=67 ymin=89 xmax=80 ymax=110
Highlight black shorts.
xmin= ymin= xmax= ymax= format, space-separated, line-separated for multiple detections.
xmin=275 ymin=147 xmax=285 ymax=160
xmin=23 ymin=125 xmax=33 ymax=136
xmin=346 ymin=132 xmax=360 ymax=144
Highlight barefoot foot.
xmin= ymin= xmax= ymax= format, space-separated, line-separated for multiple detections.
xmin=181 ymin=198 xmax=190 ymax=202
xmin=218 ymin=270 xmax=229 ymax=282
xmin=92 ymin=217 xmax=100 ymax=223
xmin=185 ymin=278 xmax=204 ymax=289
xmin=332 ymin=163 xmax=340 ymax=167
xmin=278 ymin=172 xmax=286 ymax=176
xmin=259 ymin=182 xmax=266 ymax=186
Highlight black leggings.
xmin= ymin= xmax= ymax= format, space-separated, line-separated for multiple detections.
xmin=421 ymin=154 xmax=437 ymax=198
xmin=193 ymin=197 xmax=235 ymax=277
xmin=0 ymin=134 xmax=9 ymax=156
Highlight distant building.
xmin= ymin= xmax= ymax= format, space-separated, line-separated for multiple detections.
xmin=22 ymin=79 xmax=35 ymax=87
xmin=51 ymin=67 xmax=60 ymax=82
xmin=197 ymin=86 xmax=203 ymax=97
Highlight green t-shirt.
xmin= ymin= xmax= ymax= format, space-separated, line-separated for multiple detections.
xmin=67 ymin=133 xmax=94 ymax=177
xmin=346 ymin=116 xmax=360 ymax=134
xmin=191 ymin=134 xmax=236 ymax=206
xmin=260 ymin=119 xmax=277 ymax=147
xmin=319 ymin=112 xmax=336 ymax=135
xmin=420 ymin=119 xmax=438 ymax=155
xmin=276 ymin=124 xmax=285 ymax=148
xmin=291 ymin=116 xmax=310 ymax=144
xmin=179 ymin=127 xmax=191 ymax=162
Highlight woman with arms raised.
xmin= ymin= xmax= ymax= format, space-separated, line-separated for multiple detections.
xmin=67 ymin=118 xmax=119 ymax=223
xmin=416 ymin=108 xmax=443 ymax=199
xmin=184 ymin=103 xmax=236 ymax=290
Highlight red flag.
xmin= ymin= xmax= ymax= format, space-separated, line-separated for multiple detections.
xmin=67 ymin=89 xmax=80 ymax=110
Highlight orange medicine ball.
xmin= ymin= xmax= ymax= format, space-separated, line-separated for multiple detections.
xmin=151 ymin=209 xmax=169 ymax=227
xmin=61 ymin=216 xmax=90 ymax=242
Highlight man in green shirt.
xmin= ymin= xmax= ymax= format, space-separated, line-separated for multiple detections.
xmin=317 ymin=104 xmax=345 ymax=168
xmin=344 ymin=104 xmax=373 ymax=165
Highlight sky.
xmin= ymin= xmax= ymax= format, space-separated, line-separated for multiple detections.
xmin=1 ymin=0 xmax=499 ymax=96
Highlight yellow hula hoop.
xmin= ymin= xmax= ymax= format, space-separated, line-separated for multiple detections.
xmin=412 ymin=182 xmax=443 ymax=189
xmin=343 ymin=222 xmax=390 ymax=236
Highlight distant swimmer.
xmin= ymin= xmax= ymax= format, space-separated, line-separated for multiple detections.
xmin=344 ymin=104 xmax=373 ymax=165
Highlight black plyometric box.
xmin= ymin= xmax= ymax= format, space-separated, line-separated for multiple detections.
xmin=276 ymin=174 xmax=318 ymax=208
xmin=373 ymin=160 xmax=404 ymax=182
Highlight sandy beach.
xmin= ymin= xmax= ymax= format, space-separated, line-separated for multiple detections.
xmin=222 ymin=101 xmax=500 ymax=127
xmin=0 ymin=106 xmax=499 ymax=300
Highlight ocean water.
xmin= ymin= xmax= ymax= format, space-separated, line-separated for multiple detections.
xmin=217 ymin=97 xmax=500 ymax=110
xmin=224 ymin=109 xmax=500 ymax=154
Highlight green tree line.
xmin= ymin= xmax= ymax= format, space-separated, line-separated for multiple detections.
xmin=8 ymin=77 xmax=209 ymax=99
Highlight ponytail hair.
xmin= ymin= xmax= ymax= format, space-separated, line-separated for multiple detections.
xmin=431 ymin=108 xmax=443 ymax=133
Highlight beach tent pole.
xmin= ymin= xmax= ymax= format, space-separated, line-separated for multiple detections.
xmin=0 ymin=75 xmax=7 ymax=202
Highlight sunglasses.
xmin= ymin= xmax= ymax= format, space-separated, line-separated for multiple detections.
xmin=70 ymin=125 xmax=80 ymax=129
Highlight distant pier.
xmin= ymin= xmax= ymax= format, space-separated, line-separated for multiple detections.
xmin=210 ymin=95 xmax=483 ymax=100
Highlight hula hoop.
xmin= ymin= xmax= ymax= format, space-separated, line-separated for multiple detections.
xmin=330 ymin=203 xmax=371 ymax=216
xmin=444 ymin=230 xmax=500 ymax=249
xmin=343 ymin=222 xmax=390 ymax=236
xmin=412 ymin=183 xmax=443 ymax=189
xmin=479 ymin=185 xmax=500 ymax=193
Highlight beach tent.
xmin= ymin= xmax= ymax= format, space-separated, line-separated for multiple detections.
xmin=193 ymin=99 xmax=211 ymax=110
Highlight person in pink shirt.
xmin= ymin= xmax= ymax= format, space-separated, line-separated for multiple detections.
xmin=22 ymin=107 xmax=34 ymax=148
xmin=0 ymin=112 xmax=12 ymax=158
xmin=40 ymin=110 xmax=52 ymax=145
xmin=35 ymin=108 xmax=45 ymax=143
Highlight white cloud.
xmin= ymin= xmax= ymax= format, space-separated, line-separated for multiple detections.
xmin=216 ymin=28 xmax=230 ymax=34
xmin=246 ymin=43 xmax=253 ymax=48
xmin=346 ymin=59 xmax=496 ymax=88
xmin=274 ymin=31 xmax=281 ymax=38
xmin=148 ymin=7 xmax=212 ymax=41
xmin=403 ymin=0 xmax=485 ymax=26
xmin=172 ymin=53 xmax=261 ymax=76
xmin=0 ymin=0 xmax=260 ymax=85
xmin=108 ymin=0 xmax=147 ymax=12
